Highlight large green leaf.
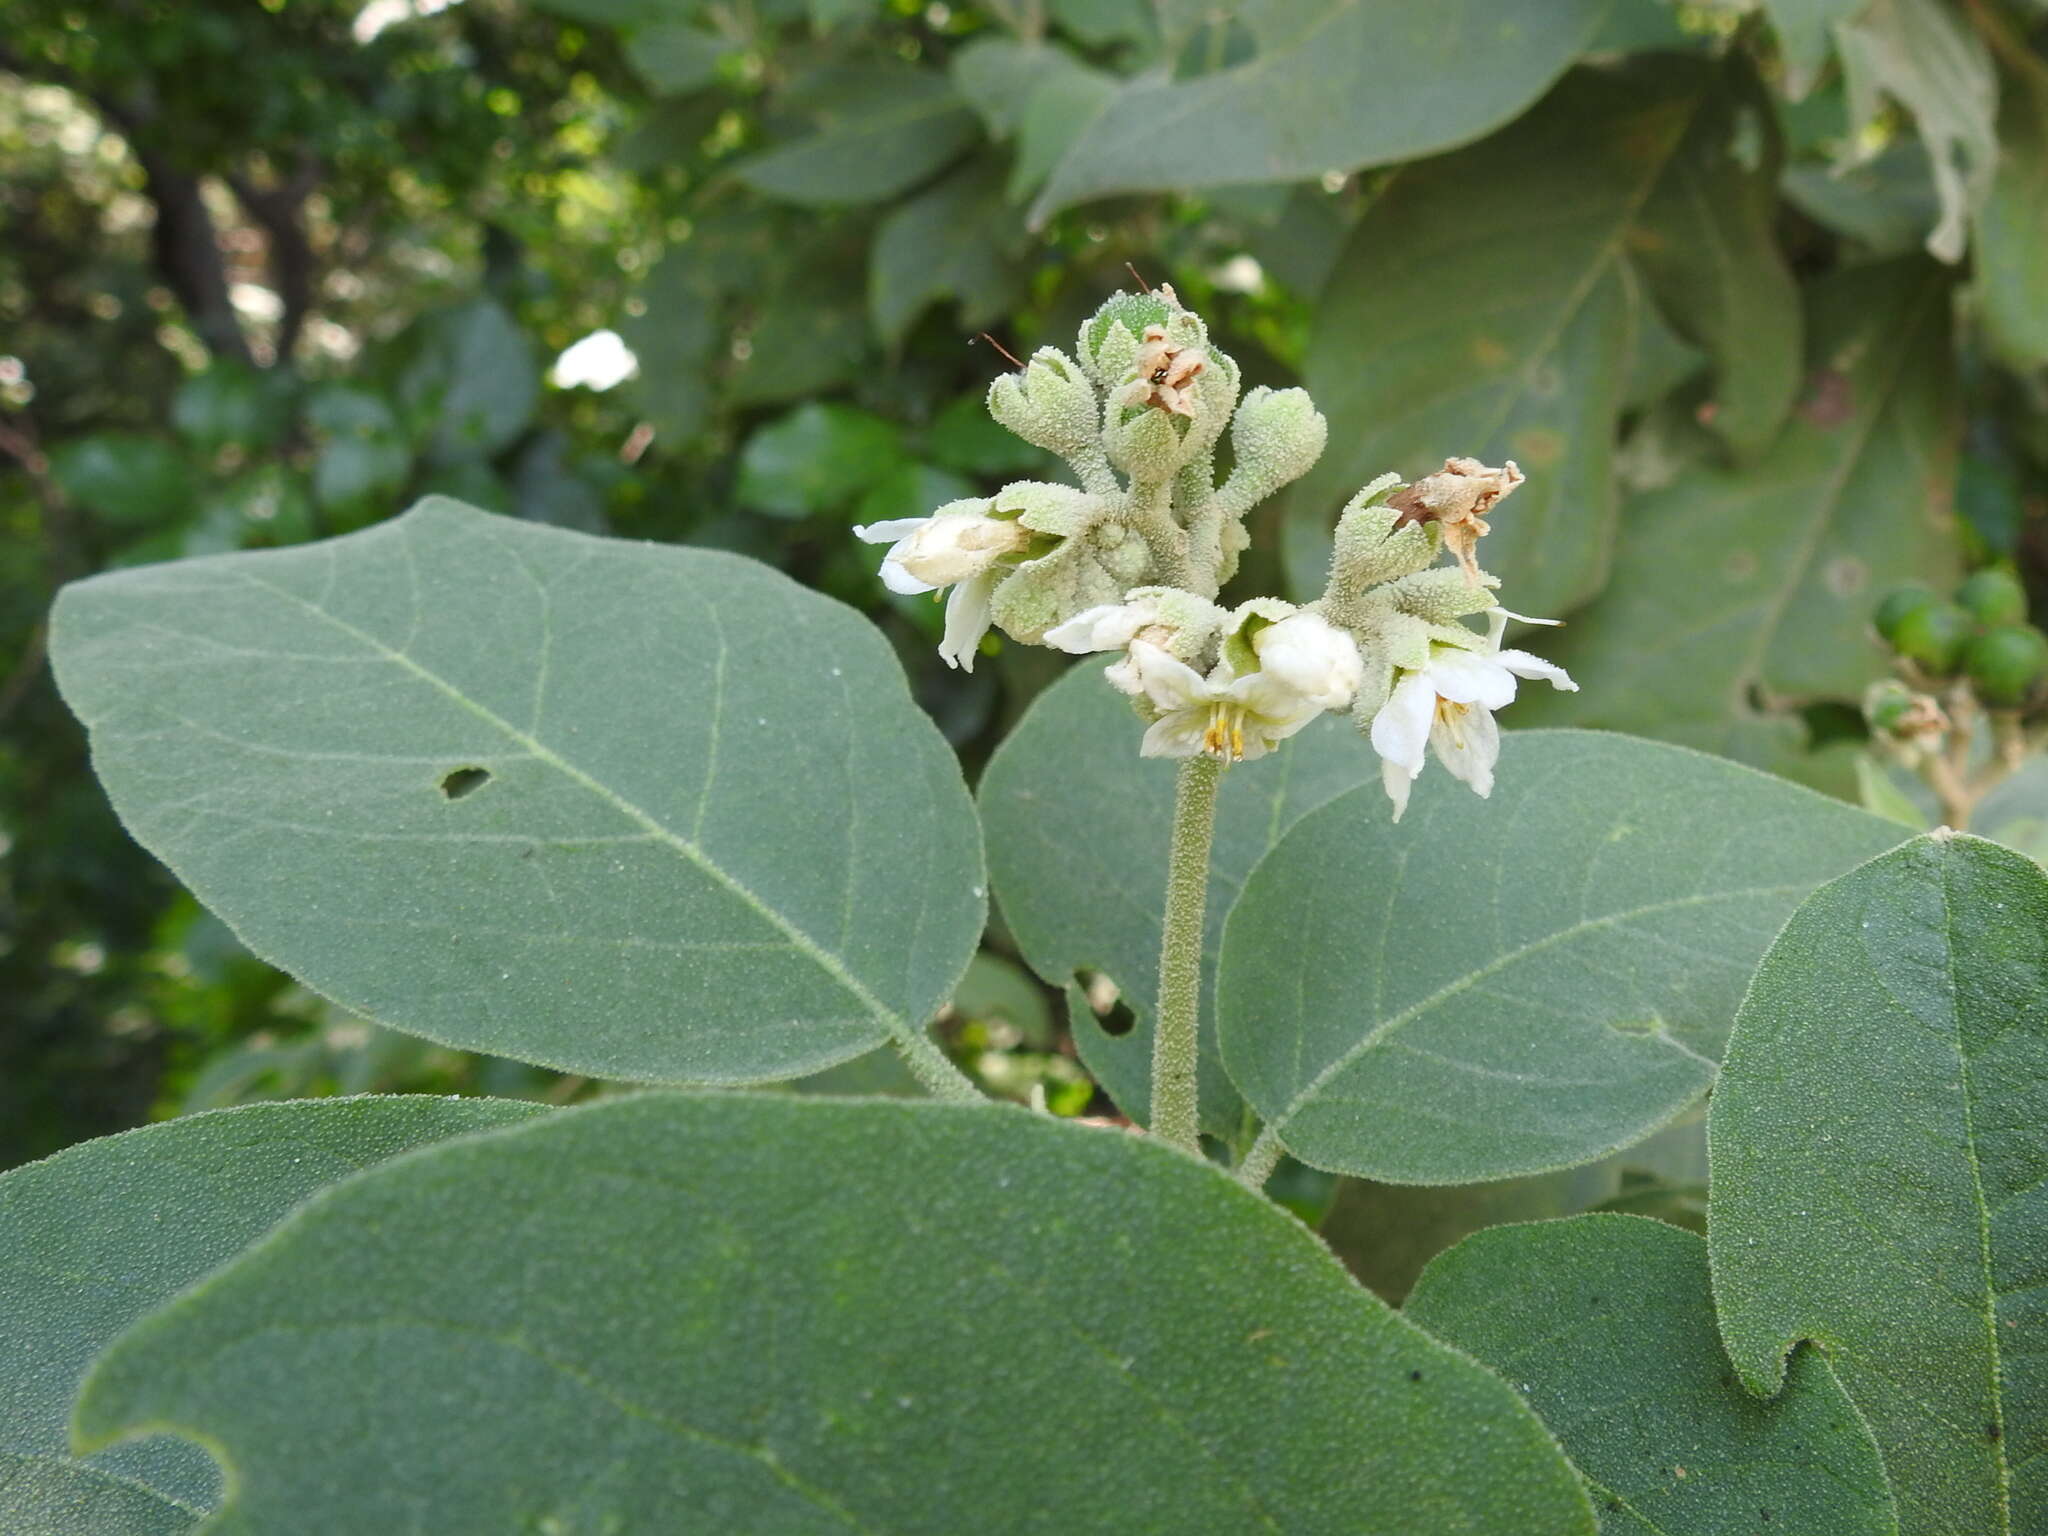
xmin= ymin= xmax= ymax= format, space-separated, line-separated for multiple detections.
xmin=1975 ymin=50 xmax=2048 ymax=369
xmin=1028 ymin=0 xmax=1614 ymax=223
xmin=869 ymin=159 xmax=1027 ymax=347
xmin=1407 ymin=1215 xmax=1897 ymax=1536
xmin=979 ymin=662 xmax=1375 ymax=1136
xmin=0 ymin=1097 xmax=544 ymax=1532
xmin=1216 ymin=731 xmax=1902 ymax=1184
xmin=75 ymin=1095 xmax=1596 ymax=1534
xmin=1283 ymin=58 xmax=1798 ymax=615
xmin=1519 ymin=259 xmax=1960 ymax=774
xmin=1763 ymin=0 xmax=1865 ymax=99
xmin=1710 ymin=833 xmax=2048 ymax=1536
xmin=399 ymin=299 xmax=540 ymax=463
xmin=734 ymin=66 xmax=979 ymax=207
xmin=49 ymin=500 xmax=986 ymax=1087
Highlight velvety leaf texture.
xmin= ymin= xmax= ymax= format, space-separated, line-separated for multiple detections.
xmin=76 ymin=1095 xmax=1597 ymax=1535
xmin=1408 ymin=1215 xmax=1896 ymax=1536
xmin=1284 ymin=58 xmax=1798 ymax=615
xmin=1710 ymin=833 xmax=2048 ymax=1536
xmin=0 ymin=1097 xmax=544 ymax=1528
xmin=1029 ymin=0 xmax=1614 ymax=222
xmin=49 ymin=500 xmax=986 ymax=1084
xmin=1520 ymin=259 xmax=1960 ymax=773
xmin=1216 ymin=731 xmax=1902 ymax=1183
xmin=979 ymin=662 xmax=1375 ymax=1135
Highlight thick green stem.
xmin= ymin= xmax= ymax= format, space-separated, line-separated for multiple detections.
xmin=1236 ymin=1124 xmax=1284 ymax=1189
xmin=1152 ymin=754 xmax=1222 ymax=1152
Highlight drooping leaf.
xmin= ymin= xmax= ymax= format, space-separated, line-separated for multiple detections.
xmin=0 ymin=1097 xmax=544 ymax=1531
xmin=1284 ymin=58 xmax=1797 ymax=614
xmin=736 ymin=402 xmax=906 ymax=518
xmin=1518 ymin=259 xmax=1960 ymax=777
xmin=168 ymin=365 xmax=291 ymax=456
xmin=1710 ymin=833 xmax=2048 ymax=1536
xmin=950 ymin=38 xmax=1118 ymax=202
xmin=979 ymin=662 xmax=1375 ymax=1135
xmin=624 ymin=21 xmax=736 ymax=96
xmin=734 ymin=66 xmax=979 ymax=207
xmin=48 ymin=500 xmax=986 ymax=1086
xmin=398 ymin=299 xmax=541 ymax=463
xmin=1216 ymin=731 xmax=1902 ymax=1184
xmin=1029 ymin=0 xmax=1614 ymax=223
xmin=305 ymin=386 xmax=411 ymax=513
xmin=76 ymin=1095 xmax=1597 ymax=1534
xmin=49 ymin=436 xmax=196 ymax=530
xmin=1762 ymin=0 xmax=1866 ymax=99
xmin=621 ymin=253 xmax=721 ymax=445
xmin=869 ymin=159 xmax=1028 ymax=346
xmin=1975 ymin=49 xmax=2048 ymax=369
xmin=1408 ymin=1215 xmax=1897 ymax=1536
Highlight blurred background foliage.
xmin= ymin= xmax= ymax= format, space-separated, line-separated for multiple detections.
xmin=5 ymin=0 xmax=2048 ymax=1170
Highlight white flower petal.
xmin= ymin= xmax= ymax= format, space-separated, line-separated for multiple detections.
xmin=1493 ymin=649 xmax=1578 ymax=692
xmin=853 ymin=518 xmax=929 ymax=544
xmin=1128 ymin=641 xmax=1211 ymax=712
xmin=937 ymin=572 xmax=996 ymax=672
xmin=1427 ymin=650 xmax=1517 ymax=711
xmin=1370 ymin=673 xmax=1436 ymax=774
xmin=1102 ymin=654 xmax=1146 ymax=696
xmin=1254 ymin=612 xmax=1364 ymax=711
xmin=1140 ymin=710 xmax=1209 ymax=759
xmin=1430 ymin=700 xmax=1500 ymax=797
xmin=1381 ymin=756 xmax=1414 ymax=822
xmin=1044 ymin=603 xmax=1147 ymax=654
xmin=879 ymin=557 xmax=935 ymax=596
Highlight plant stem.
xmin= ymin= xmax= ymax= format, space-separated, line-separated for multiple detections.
xmin=893 ymin=1023 xmax=984 ymax=1102
xmin=1152 ymin=754 xmax=1221 ymax=1152
xmin=1236 ymin=1125 xmax=1284 ymax=1189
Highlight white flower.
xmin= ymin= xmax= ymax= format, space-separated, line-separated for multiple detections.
xmin=1369 ymin=608 xmax=1577 ymax=820
xmin=1044 ymin=601 xmax=1152 ymax=655
xmin=1250 ymin=611 xmax=1364 ymax=711
xmin=1126 ymin=641 xmax=1322 ymax=763
xmin=854 ymin=506 xmax=1030 ymax=674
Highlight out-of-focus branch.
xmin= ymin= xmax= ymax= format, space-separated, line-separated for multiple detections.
xmin=228 ymin=150 xmax=321 ymax=366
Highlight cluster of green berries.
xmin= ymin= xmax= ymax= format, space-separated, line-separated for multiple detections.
xmin=1873 ymin=569 xmax=2048 ymax=709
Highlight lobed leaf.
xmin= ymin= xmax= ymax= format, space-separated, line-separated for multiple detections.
xmin=1216 ymin=731 xmax=1902 ymax=1184
xmin=1710 ymin=833 xmax=2048 ymax=1536
xmin=74 ymin=1094 xmax=1596 ymax=1534
xmin=49 ymin=499 xmax=986 ymax=1086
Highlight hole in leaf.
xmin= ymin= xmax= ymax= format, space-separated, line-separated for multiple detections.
xmin=1074 ymin=970 xmax=1136 ymax=1038
xmin=440 ymin=766 xmax=492 ymax=800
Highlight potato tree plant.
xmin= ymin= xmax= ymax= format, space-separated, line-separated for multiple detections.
xmin=6 ymin=283 xmax=2045 ymax=1533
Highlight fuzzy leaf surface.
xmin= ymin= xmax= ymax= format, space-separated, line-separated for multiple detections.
xmin=0 ymin=1097 xmax=544 ymax=1529
xmin=1710 ymin=834 xmax=2048 ymax=1536
xmin=1408 ymin=1215 xmax=1896 ymax=1535
xmin=1217 ymin=731 xmax=1902 ymax=1183
xmin=76 ymin=1095 xmax=1597 ymax=1535
xmin=49 ymin=500 xmax=985 ymax=1084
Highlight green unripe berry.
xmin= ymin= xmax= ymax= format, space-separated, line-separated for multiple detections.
xmin=1873 ymin=584 xmax=1938 ymax=643
xmin=1956 ymin=568 xmax=2028 ymax=627
xmin=1889 ymin=600 xmax=1974 ymax=676
xmin=1965 ymin=624 xmax=2048 ymax=708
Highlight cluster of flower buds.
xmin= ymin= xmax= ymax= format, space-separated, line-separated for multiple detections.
xmin=855 ymin=287 xmax=1577 ymax=818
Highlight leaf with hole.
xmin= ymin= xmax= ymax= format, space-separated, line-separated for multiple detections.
xmin=0 ymin=1097 xmax=545 ymax=1532
xmin=979 ymin=662 xmax=1375 ymax=1136
xmin=1407 ymin=1215 xmax=1897 ymax=1536
xmin=74 ymin=1094 xmax=1596 ymax=1535
xmin=1710 ymin=833 xmax=2048 ymax=1536
xmin=1217 ymin=731 xmax=1902 ymax=1183
xmin=48 ymin=499 xmax=986 ymax=1087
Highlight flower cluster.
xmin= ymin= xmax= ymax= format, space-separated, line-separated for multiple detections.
xmin=854 ymin=287 xmax=1577 ymax=818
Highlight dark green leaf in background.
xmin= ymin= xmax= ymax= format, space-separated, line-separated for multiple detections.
xmin=1286 ymin=58 xmax=1796 ymax=615
xmin=951 ymin=38 xmax=1119 ymax=202
xmin=734 ymin=66 xmax=979 ymax=207
xmin=49 ymin=436 xmax=195 ymax=530
xmin=1217 ymin=732 xmax=1902 ymax=1183
xmin=1521 ymin=259 xmax=1960 ymax=779
xmin=1975 ymin=48 xmax=2048 ymax=370
xmin=869 ymin=159 xmax=1028 ymax=348
xmin=736 ymin=401 xmax=906 ymax=517
xmin=1029 ymin=0 xmax=1615 ymax=224
xmin=399 ymin=299 xmax=541 ymax=463
xmin=1407 ymin=1215 xmax=1897 ymax=1536
xmin=1710 ymin=833 xmax=2048 ymax=1536
xmin=0 ymin=1098 xmax=544 ymax=1532
xmin=76 ymin=1095 xmax=1597 ymax=1534
xmin=49 ymin=501 xmax=986 ymax=1086
xmin=980 ymin=663 xmax=1375 ymax=1135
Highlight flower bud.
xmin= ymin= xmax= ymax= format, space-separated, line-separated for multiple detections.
xmin=1079 ymin=290 xmax=1195 ymax=387
xmin=1379 ymin=565 xmax=1500 ymax=624
xmin=1863 ymin=678 xmax=1946 ymax=744
xmin=1956 ymin=568 xmax=2028 ymax=627
xmin=1965 ymin=624 xmax=2048 ymax=708
xmin=1103 ymin=405 xmax=1190 ymax=483
xmin=1251 ymin=610 xmax=1364 ymax=711
xmin=1217 ymin=386 xmax=1327 ymax=513
xmin=986 ymin=347 xmax=1100 ymax=463
xmin=1873 ymin=584 xmax=1938 ymax=644
xmin=1889 ymin=600 xmax=1974 ymax=676
xmin=1325 ymin=474 xmax=1435 ymax=599
xmin=864 ymin=500 xmax=1029 ymax=591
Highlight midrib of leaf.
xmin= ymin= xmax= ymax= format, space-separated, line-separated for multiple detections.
xmin=1936 ymin=852 xmax=2016 ymax=1531
xmin=1733 ymin=271 xmax=1942 ymax=694
xmin=1259 ymin=882 xmax=1785 ymax=1143
xmin=222 ymin=567 xmax=925 ymax=1059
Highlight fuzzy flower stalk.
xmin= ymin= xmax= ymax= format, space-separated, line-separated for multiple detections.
xmin=851 ymin=286 xmax=1578 ymax=1155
